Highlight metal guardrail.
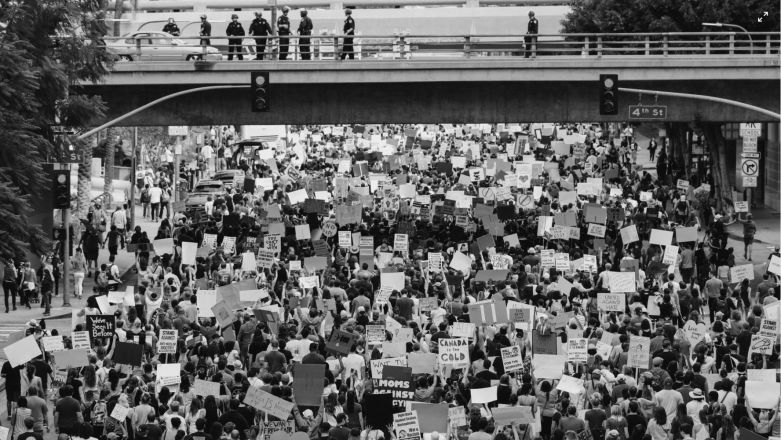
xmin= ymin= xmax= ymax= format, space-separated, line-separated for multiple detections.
xmin=98 ymin=32 xmax=781 ymax=62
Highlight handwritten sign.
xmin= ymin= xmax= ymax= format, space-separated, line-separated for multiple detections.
xmin=157 ymin=329 xmax=178 ymax=354
xmin=244 ymin=386 xmax=295 ymax=420
xmin=566 ymin=338 xmax=588 ymax=363
xmin=627 ymin=335 xmax=650 ymax=369
xmin=597 ymin=292 xmax=626 ymax=312
xmin=500 ymin=345 xmax=523 ymax=372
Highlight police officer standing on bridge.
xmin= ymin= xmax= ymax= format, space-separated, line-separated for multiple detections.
xmin=163 ymin=17 xmax=180 ymax=36
xmin=298 ymin=9 xmax=313 ymax=60
xmin=341 ymin=8 xmax=355 ymax=60
xmin=199 ymin=14 xmax=211 ymax=46
xmin=525 ymin=10 xmax=538 ymax=58
xmin=226 ymin=13 xmax=246 ymax=60
xmin=278 ymin=6 xmax=292 ymax=60
xmin=249 ymin=12 xmax=272 ymax=60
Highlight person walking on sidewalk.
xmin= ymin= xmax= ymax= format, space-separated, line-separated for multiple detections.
xmin=38 ymin=257 xmax=54 ymax=316
xmin=3 ymin=254 xmax=18 ymax=312
xmin=743 ymin=213 xmax=757 ymax=261
xmin=71 ymin=248 xmax=87 ymax=300
xmin=112 ymin=205 xmax=128 ymax=249
xmin=18 ymin=261 xmax=36 ymax=308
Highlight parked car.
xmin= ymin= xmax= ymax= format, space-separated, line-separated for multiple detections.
xmin=107 ymin=31 xmax=223 ymax=61
xmin=212 ymin=170 xmax=246 ymax=191
xmin=185 ymin=180 xmax=225 ymax=208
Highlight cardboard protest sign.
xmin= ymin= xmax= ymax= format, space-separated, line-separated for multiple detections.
xmin=471 ymin=386 xmax=498 ymax=404
xmin=745 ymin=381 xmax=781 ymax=408
xmin=556 ymin=375 xmax=584 ymax=395
xmin=649 ymin=229 xmax=673 ymax=246
xmin=257 ymin=421 xmax=295 ymax=440
xmin=212 ymin=300 xmax=236 ymax=328
xmin=675 ymin=226 xmax=698 ymax=243
xmin=532 ymin=330 xmax=559 ymax=355
xmin=492 ymin=406 xmax=535 ymax=425
xmin=71 ymin=331 xmax=90 ymax=350
xmin=468 ymin=297 xmax=508 ymax=324
xmin=244 ymin=386 xmax=295 ymax=419
xmin=730 ymin=264 xmax=754 ymax=282
xmin=393 ymin=411 xmax=421 ymax=440
xmin=627 ymin=335 xmax=650 ymax=369
xmin=157 ymin=329 xmax=178 ymax=354
xmin=608 ymin=272 xmax=636 ymax=293
xmin=410 ymin=403 xmax=448 ymax=434
xmin=597 ymin=292 xmax=626 ymax=312
xmin=42 ymin=336 xmax=65 ymax=353
xmin=407 ymin=352 xmax=438 ymax=375
xmin=370 ymin=357 xmax=408 ymax=378
xmin=112 ymin=341 xmax=144 ymax=366
xmin=364 ymin=394 xmax=394 ymax=428
xmin=52 ymin=349 xmax=90 ymax=368
xmin=438 ymin=338 xmax=470 ymax=367
xmin=587 ymin=223 xmax=606 ymax=238
xmin=620 ymin=225 xmax=639 ymax=244
xmin=450 ymin=322 xmax=476 ymax=338
xmin=293 ymin=364 xmax=326 ymax=406
xmin=532 ymin=354 xmax=567 ymax=379
xmin=87 ymin=315 xmax=115 ymax=340
xmin=500 ymin=345 xmax=524 ymax=372
xmin=326 ymin=330 xmax=358 ymax=355
xmin=566 ymin=338 xmax=588 ymax=363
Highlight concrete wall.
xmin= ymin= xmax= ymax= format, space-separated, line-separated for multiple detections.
xmin=85 ymin=79 xmax=780 ymax=126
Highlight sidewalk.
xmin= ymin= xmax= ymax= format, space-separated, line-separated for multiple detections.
xmin=1 ymin=206 xmax=160 ymax=324
xmin=725 ymin=208 xmax=779 ymax=246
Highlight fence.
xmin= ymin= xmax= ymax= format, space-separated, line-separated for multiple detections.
xmin=98 ymin=32 xmax=781 ymax=62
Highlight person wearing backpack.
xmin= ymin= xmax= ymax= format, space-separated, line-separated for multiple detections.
xmin=136 ymin=412 xmax=163 ymax=440
xmin=141 ymin=185 xmax=152 ymax=219
xmin=2 ymin=254 xmax=18 ymax=312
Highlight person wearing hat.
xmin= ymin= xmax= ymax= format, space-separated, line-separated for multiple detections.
xmin=297 ymin=9 xmax=313 ymax=60
xmin=524 ymin=10 xmax=538 ymax=58
xmin=277 ymin=6 xmax=291 ymax=60
xmin=199 ymin=14 xmax=211 ymax=45
xmin=162 ymin=17 xmax=180 ymax=36
xmin=226 ymin=14 xmax=246 ymax=61
xmin=340 ymin=8 xmax=355 ymax=60
xmin=249 ymin=12 xmax=272 ymax=60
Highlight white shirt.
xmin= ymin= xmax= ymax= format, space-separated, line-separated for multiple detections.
xmin=201 ymin=145 xmax=214 ymax=159
xmin=149 ymin=186 xmax=163 ymax=203
xmin=341 ymin=352 xmax=366 ymax=381
xmin=112 ymin=210 xmax=127 ymax=229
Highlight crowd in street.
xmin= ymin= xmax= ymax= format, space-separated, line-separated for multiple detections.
xmin=2 ymin=123 xmax=780 ymax=440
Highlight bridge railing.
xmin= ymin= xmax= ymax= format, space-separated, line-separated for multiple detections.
xmin=99 ymin=32 xmax=781 ymax=62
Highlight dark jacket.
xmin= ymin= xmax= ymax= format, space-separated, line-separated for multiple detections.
xmin=298 ymin=17 xmax=313 ymax=35
xmin=344 ymin=17 xmax=355 ymax=35
xmin=163 ymin=23 xmax=180 ymax=36
xmin=277 ymin=15 xmax=291 ymax=35
xmin=226 ymin=22 xmax=245 ymax=37
xmin=200 ymin=21 xmax=212 ymax=36
xmin=249 ymin=18 xmax=272 ymax=36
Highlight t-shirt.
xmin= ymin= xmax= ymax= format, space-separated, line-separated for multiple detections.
xmin=55 ymin=396 xmax=82 ymax=430
xmin=149 ymin=187 xmax=163 ymax=204
xmin=585 ymin=408 xmax=607 ymax=431
xmin=264 ymin=350 xmax=286 ymax=373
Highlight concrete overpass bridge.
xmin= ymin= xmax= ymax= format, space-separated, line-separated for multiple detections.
xmin=82 ymin=32 xmax=781 ymax=125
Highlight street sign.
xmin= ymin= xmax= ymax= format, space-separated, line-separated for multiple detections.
xmin=741 ymin=158 xmax=759 ymax=177
xmin=743 ymin=176 xmax=758 ymax=187
xmin=739 ymin=123 xmax=761 ymax=138
xmin=741 ymin=152 xmax=761 ymax=159
xmin=168 ymin=126 xmax=188 ymax=136
xmin=742 ymin=138 xmax=758 ymax=153
xmin=63 ymin=149 xmax=84 ymax=164
xmin=628 ymin=105 xmax=667 ymax=120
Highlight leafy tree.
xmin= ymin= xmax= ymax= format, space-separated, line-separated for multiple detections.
xmin=0 ymin=0 xmax=112 ymax=259
xmin=561 ymin=0 xmax=779 ymax=213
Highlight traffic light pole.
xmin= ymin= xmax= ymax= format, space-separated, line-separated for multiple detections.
xmin=618 ymin=87 xmax=780 ymax=119
xmin=62 ymin=180 xmax=71 ymax=308
xmin=77 ymin=85 xmax=248 ymax=141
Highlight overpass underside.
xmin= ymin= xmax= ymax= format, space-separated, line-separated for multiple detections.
xmin=84 ymin=59 xmax=780 ymax=125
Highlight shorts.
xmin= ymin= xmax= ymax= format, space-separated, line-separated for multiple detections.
xmin=744 ymin=236 xmax=754 ymax=245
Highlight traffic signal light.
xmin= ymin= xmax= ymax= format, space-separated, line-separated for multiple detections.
xmin=599 ymin=74 xmax=618 ymax=115
xmin=52 ymin=169 xmax=70 ymax=209
xmin=251 ymin=71 xmax=270 ymax=112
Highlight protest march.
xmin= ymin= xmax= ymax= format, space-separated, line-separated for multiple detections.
xmin=2 ymin=123 xmax=780 ymax=440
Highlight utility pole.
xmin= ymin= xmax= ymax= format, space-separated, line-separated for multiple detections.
xmin=60 ymin=162 xmax=72 ymax=307
xmin=129 ymin=127 xmax=137 ymax=230
xmin=271 ymin=0 xmax=278 ymax=59
xmin=173 ymin=136 xmax=181 ymax=216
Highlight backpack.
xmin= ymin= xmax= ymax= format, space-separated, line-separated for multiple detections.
xmin=141 ymin=188 xmax=151 ymax=203
xmin=96 ymin=271 xmax=109 ymax=289
xmin=90 ymin=399 xmax=107 ymax=426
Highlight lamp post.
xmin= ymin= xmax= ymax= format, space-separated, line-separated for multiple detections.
xmin=702 ymin=22 xmax=753 ymax=54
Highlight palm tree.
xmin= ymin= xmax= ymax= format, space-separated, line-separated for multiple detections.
xmin=77 ymin=137 xmax=94 ymax=219
xmin=104 ymin=128 xmax=115 ymax=206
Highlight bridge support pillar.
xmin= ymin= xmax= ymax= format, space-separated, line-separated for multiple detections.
xmin=765 ymin=122 xmax=780 ymax=210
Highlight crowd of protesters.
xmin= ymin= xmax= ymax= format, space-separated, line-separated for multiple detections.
xmin=2 ymin=123 xmax=780 ymax=440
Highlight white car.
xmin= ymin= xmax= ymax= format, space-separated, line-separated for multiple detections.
xmin=107 ymin=31 xmax=223 ymax=61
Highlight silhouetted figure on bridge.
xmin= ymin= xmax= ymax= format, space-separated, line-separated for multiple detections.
xmin=278 ymin=6 xmax=292 ymax=60
xmin=525 ymin=10 xmax=538 ymax=58
xmin=249 ymin=12 xmax=272 ymax=60
xmin=341 ymin=8 xmax=355 ymax=60
xmin=163 ymin=18 xmax=180 ymax=37
xmin=226 ymin=14 xmax=246 ymax=61
xmin=200 ymin=14 xmax=211 ymax=46
xmin=298 ymin=9 xmax=313 ymax=60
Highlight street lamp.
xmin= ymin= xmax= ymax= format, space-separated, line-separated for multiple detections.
xmin=702 ymin=22 xmax=753 ymax=54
